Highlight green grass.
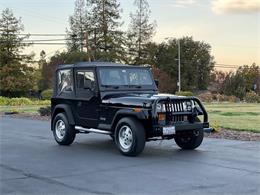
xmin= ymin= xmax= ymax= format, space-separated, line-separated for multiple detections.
xmin=204 ymin=103 xmax=260 ymax=133
xmin=1 ymin=103 xmax=259 ymax=133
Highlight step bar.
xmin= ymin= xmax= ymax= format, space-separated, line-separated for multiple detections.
xmin=75 ymin=126 xmax=112 ymax=135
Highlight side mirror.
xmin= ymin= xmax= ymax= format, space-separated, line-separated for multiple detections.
xmin=154 ymin=79 xmax=159 ymax=87
xmin=84 ymin=79 xmax=93 ymax=90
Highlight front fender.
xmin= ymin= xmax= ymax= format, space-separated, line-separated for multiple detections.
xmin=111 ymin=108 xmax=150 ymax=130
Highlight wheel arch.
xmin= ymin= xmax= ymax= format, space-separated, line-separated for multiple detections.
xmin=51 ymin=104 xmax=75 ymax=131
xmin=111 ymin=109 xmax=149 ymax=133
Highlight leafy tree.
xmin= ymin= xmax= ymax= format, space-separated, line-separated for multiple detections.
xmin=237 ymin=63 xmax=259 ymax=93
xmin=220 ymin=64 xmax=260 ymax=99
xmin=222 ymin=72 xmax=246 ymax=99
xmin=127 ymin=0 xmax=156 ymax=64
xmin=209 ymin=70 xmax=228 ymax=93
xmin=152 ymin=67 xmax=176 ymax=93
xmin=155 ymin=37 xmax=214 ymax=92
xmin=0 ymin=8 xmax=35 ymax=97
xmin=39 ymin=51 xmax=91 ymax=89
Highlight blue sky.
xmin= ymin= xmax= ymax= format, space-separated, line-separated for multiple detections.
xmin=0 ymin=0 xmax=259 ymax=70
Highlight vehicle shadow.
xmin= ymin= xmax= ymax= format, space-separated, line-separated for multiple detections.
xmin=53 ymin=134 xmax=206 ymax=160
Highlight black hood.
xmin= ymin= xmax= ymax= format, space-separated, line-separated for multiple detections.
xmin=102 ymin=93 xmax=182 ymax=108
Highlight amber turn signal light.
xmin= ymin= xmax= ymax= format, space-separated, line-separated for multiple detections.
xmin=133 ymin=108 xmax=142 ymax=112
xmin=158 ymin=113 xmax=166 ymax=121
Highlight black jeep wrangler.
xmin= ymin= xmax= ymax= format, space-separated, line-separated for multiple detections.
xmin=51 ymin=62 xmax=212 ymax=156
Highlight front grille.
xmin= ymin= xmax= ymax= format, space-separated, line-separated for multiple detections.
xmin=164 ymin=100 xmax=185 ymax=123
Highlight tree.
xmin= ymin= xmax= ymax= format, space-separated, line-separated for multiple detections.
xmin=209 ymin=70 xmax=228 ymax=93
xmin=39 ymin=51 xmax=91 ymax=90
xmin=155 ymin=37 xmax=214 ymax=92
xmin=127 ymin=0 xmax=156 ymax=64
xmin=222 ymin=72 xmax=246 ymax=99
xmin=220 ymin=64 xmax=260 ymax=99
xmin=66 ymin=0 xmax=91 ymax=52
xmin=37 ymin=50 xmax=48 ymax=90
xmin=0 ymin=8 xmax=35 ymax=97
xmin=66 ymin=0 xmax=125 ymax=62
xmin=237 ymin=63 xmax=260 ymax=93
xmin=90 ymin=0 xmax=125 ymax=61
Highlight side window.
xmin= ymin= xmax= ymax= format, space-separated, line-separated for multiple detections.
xmin=57 ymin=69 xmax=73 ymax=93
xmin=76 ymin=70 xmax=95 ymax=90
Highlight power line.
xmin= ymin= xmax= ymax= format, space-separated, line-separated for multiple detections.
xmin=26 ymin=43 xmax=67 ymax=45
xmin=22 ymin=39 xmax=68 ymax=42
xmin=19 ymin=34 xmax=67 ymax=36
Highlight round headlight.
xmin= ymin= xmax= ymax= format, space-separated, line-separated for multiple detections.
xmin=156 ymin=103 xmax=165 ymax=112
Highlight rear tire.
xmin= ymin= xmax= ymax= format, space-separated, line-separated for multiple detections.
xmin=53 ymin=113 xmax=76 ymax=145
xmin=174 ymin=129 xmax=204 ymax=150
xmin=115 ymin=117 xmax=145 ymax=156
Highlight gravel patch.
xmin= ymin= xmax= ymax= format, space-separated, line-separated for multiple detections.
xmin=205 ymin=129 xmax=260 ymax=141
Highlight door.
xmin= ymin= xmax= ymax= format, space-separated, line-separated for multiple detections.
xmin=74 ymin=68 xmax=100 ymax=128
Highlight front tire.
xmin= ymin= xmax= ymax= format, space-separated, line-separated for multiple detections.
xmin=53 ymin=113 xmax=76 ymax=145
xmin=174 ymin=129 xmax=204 ymax=150
xmin=115 ymin=117 xmax=145 ymax=156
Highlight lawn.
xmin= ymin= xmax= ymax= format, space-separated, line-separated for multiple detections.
xmin=204 ymin=103 xmax=260 ymax=133
xmin=0 ymin=103 xmax=259 ymax=133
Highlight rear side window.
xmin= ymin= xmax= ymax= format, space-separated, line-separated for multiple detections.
xmin=57 ymin=69 xmax=73 ymax=93
xmin=76 ymin=70 xmax=95 ymax=90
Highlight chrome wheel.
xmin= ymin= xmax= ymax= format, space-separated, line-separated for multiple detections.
xmin=118 ymin=125 xmax=133 ymax=151
xmin=55 ymin=119 xmax=66 ymax=140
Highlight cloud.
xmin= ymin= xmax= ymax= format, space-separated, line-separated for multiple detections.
xmin=212 ymin=0 xmax=260 ymax=14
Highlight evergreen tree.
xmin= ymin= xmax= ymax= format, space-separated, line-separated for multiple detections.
xmin=0 ymin=8 xmax=35 ymax=97
xmin=38 ymin=50 xmax=48 ymax=90
xmin=127 ymin=0 xmax=156 ymax=64
xmin=66 ymin=0 xmax=91 ymax=52
xmin=90 ymin=0 xmax=125 ymax=62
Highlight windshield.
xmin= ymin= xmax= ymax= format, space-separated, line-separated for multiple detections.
xmin=99 ymin=67 xmax=154 ymax=87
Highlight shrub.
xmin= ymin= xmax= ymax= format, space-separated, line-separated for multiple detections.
xmin=245 ymin=91 xmax=260 ymax=103
xmin=0 ymin=96 xmax=50 ymax=106
xmin=175 ymin=91 xmax=193 ymax=97
xmin=210 ymin=120 xmax=221 ymax=132
xmin=38 ymin=106 xmax=51 ymax=116
xmin=41 ymin=89 xmax=53 ymax=100
xmin=227 ymin=95 xmax=237 ymax=103
xmin=0 ymin=96 xmax=9 ymax=105
xmin=32 ymin=100 xmax=51 ymax=105
xmin=7 ymin=97 xmax=32 ymax=106
xmin=197 ymin=92 xmax=213 ymax=102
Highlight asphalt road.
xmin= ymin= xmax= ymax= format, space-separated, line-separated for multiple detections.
xmin=0 ymin=117 xmax=260 ymax=195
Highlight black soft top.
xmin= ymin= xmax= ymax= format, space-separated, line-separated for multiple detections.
xmin=56 ymin=61 xmax=140 ymax=70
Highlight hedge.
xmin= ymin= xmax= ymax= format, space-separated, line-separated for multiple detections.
xmin=0 ymin=96 xmax=50 ymax=106
xmin=41 ymin=89 xmax=53 ymax=100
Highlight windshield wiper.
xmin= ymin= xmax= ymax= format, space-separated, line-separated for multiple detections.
xmin=101 ymin=85 xmax=119 ymax=89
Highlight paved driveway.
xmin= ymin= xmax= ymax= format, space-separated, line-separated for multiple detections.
xmin=0 ymin=117 xmax=259 ymax=194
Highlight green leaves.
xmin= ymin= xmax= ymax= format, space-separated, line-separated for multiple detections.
xmin=0 ymin=8 xmax=36 ymax=96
